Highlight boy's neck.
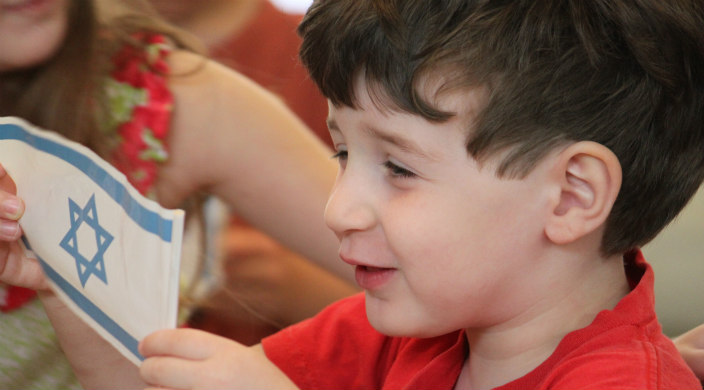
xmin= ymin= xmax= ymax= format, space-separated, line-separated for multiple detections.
xmin=454 ymin=250 xmax=630 ymax=390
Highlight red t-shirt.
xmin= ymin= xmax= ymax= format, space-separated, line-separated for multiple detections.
xmin=262 ymin=250 xmax=701 ymax=389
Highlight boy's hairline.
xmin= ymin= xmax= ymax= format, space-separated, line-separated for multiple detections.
xmin=325 ymin=71 xmax=580 ymax=180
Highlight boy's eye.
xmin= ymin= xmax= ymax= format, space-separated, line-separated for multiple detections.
xmin=331 ymin=150 xmax=348 ymax=169
xmin=331 ymin=150 xmax=348 ymax=160
xmin=384 ymin=161 xmax=416 ymax=178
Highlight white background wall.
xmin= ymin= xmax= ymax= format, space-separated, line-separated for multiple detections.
xmin=644 ymin=186 xmax=704 ymax=337
xmin=270 ymin=0 xmax=313 ymax=13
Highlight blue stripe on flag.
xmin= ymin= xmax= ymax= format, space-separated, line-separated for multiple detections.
xmin=0 ymin=123 xmax=173 ymax=242
xmin=22 ymin=237 xmax=144 ymax=361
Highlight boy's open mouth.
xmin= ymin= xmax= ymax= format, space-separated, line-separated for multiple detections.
xmin=355 ymin=265 xmax=395 ymax=289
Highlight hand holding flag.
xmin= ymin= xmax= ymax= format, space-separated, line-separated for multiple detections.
xmin=0 ymin=116 xmax=184 ymax=365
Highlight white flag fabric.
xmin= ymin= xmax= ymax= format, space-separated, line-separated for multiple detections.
xmin=0 ymin=117 xmax=184 ymax=365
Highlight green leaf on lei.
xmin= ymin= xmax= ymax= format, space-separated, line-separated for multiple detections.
xmin=139 ymin=127 xmax=169 ymax=162
xmin=104 ymin=78 xmax=148 ymax=131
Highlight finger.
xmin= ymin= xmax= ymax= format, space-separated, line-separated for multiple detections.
xmin=140 ymin=356 xmax=200 ymax=390
xmin=0 ymin=164 xmax=18 ymax=194
xmin=0 ymin=220 xmax=22 ymax=241
xmin=140 ymin=328 xmax=217 ymax=360
xmin=0 ymin=193 xmax=23 ymax=221
xmin=0 ymin=183 xmax=25 ymax=240
xmin=13 ymin=256 xmax=48 ymax=290
xmin=0 ymin=164 xmax=24 ymax=226
xmin=0 ymin=245 xmax=47 ymax=289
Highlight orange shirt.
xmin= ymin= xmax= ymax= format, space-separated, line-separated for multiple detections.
xmin=210 ymin=1 xmax=331 ymax=147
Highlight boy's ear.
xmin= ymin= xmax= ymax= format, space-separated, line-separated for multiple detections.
xmin=544 ymin=141 xmax=622 ymax=245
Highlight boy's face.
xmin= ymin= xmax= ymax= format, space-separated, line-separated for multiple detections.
xmin=325 ymin=77 xmax=553 ymax=338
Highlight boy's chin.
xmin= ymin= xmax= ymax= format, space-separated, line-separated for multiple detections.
xmin=365 ymin=297 xmax=440 ymax=338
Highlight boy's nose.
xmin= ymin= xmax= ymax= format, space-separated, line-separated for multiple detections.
xmin=324 ymin=172 xmax=376 ymax=236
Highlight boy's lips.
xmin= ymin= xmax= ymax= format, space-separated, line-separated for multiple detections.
xmin=340 ymin=253 xmax=396 ymax=290
xmin=354 ymin=265 xmax=395 ymax=290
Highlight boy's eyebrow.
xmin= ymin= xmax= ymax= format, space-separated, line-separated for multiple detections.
xmin=326 ymin=118 xmax=340 ymax=132
xmin=327 ymin=118 xmax=439 ymax=161
xmin=365 ymin=126 xmax=439 ymax=161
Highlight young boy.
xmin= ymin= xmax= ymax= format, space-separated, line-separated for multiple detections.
xmin=0 ymin=0 xmax=702 ymax=388
xmin=254 ymin=0 xmax=703 ymax=388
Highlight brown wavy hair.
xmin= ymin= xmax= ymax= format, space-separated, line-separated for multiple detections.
xmin=0 ymin=0 xmax=199 ymax=159
xmin=0 ymin=0 xmax=208 ymax=306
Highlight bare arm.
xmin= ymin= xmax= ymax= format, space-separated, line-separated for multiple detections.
xmin=53 ymin=54 xmax=347 ymax=387
xmin=205 ymin=228 xmax=359 ymax=334
xmin=674 ymin=324 xmax=704 ymax=380
xmin=0 ymin=164 xmax=143 ymax=388
xmin=0 ymin=53 xmax=350 ymax=388
xmin=41 ymin=292 xmax=146 ymax=389
xmin=156 ymin=51 xmax=352 ymax=283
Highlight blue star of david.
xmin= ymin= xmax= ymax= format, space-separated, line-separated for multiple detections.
xmin=60 ymin=194 xmax=113 ymax=288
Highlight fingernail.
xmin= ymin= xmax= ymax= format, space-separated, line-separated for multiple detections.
xmin=3 ymin=198 xmax=22 ymax=219
xmin=0 ymin=222 xmax=19 ymax=239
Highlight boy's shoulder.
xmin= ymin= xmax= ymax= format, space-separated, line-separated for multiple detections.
xmin=505 ymin=251 xmax=700 ymax=389
xmin=532 ymin=328 xmax=700 ymax=389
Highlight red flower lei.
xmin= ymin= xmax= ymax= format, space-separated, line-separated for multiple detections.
xmin=0 ymin=34 xmax=174 ymax=312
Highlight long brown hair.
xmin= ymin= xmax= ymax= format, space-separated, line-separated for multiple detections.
xmin=0 ymin=0 xmax=199 ymax=158
xmin=0 ymin=0 xmax=209 ymax=308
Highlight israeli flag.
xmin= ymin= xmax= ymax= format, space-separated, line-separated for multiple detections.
xmin=0 ymin=117 xmax=184 ymax=365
